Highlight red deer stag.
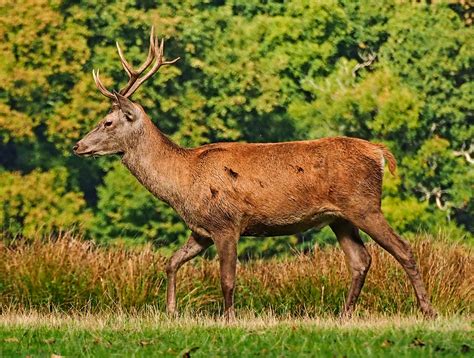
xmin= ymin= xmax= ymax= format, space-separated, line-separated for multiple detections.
xmin=74 ymin=28 xmax=437 ymax=320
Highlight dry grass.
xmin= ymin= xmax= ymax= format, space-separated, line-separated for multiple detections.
xmin=1 ymin=309 xmax=471 ymax=332
xmin=0 ymin=233 xmax=472 ymax=316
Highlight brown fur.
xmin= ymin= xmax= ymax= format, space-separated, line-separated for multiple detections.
xmin=75 ymin=110 xmax=436 ymax=321
xmin=74 ymin=29 xmax=436 ymax=321
xmin=377 ymin=143 xmax=398 ymax=175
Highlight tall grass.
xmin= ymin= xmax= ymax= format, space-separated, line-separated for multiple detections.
xmin=0 ymin=233 xmax=472 ymax=316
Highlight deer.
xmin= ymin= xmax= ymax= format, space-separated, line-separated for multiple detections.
xmin=73 ymin=28 xmax=437 ymax=321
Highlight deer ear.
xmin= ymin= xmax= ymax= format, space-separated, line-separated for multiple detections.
xmin=114 ymin=92 xmax=138 ymax=121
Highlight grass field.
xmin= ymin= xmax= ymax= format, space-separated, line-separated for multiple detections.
xmin=1 ymin=311 xmax=472 ymax=357
xmin=1 ymin=233 xmax=472 ymax=356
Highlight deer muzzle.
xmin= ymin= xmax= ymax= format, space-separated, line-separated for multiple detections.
xmin=73 ymin=141 xmax=94 ymax=157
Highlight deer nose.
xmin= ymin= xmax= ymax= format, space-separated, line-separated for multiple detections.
xmin=73 ymin=143 xmax=79 ymax=152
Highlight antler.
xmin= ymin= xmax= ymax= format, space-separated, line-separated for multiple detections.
xmin=92 ymin=69 xmax=115 ymax=99
xmin=92 ymin=26 xmax=180 ymax=100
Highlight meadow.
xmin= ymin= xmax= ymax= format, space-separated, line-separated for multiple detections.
xmin=1 ymin=312 xmax=472 ymax=357
xmin=0 ymin=232 xmax=472 ymax=356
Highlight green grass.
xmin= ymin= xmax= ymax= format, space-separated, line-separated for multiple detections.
xmin=1 ymin=234 xmax=472 ymax=356
xmin=1 ymin=312 xmax=472 ymax=357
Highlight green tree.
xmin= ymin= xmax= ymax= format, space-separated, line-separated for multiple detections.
xmin=0 ymin=167 xmax=90 ymax=238
xmin=0 ymin=0 xmax=472 ymax=250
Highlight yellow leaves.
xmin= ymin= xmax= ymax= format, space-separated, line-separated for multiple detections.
xmin=0 ymin=0 xmax=90 ymax=95
xmin=49 ymin=73 xmax=110 ymax=152
xmin=408 ymin=136 xmax=452 ymax=178
xmin=381 ymin=196 xmax=431 ymax=233
xmin=308 ymin=63 xmax=422 ymax=139
xmin=382 ymin=166 xmax=402 ymax=196
xmin=363 ymin=71 xmax=421 ymax=135
xmin=0 ymin=168 xmax=91 ymax=238
xmin=0 ymin=102 xmax=35 ymax=141
xmin=189 ymin=58 xmax=206 ymax=69
xmin=0 ymin=0 xmax=61 ymax=38
xmin=172 ymin=88 xmax=209 ymax=146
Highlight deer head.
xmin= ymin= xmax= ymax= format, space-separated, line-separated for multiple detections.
xmin=73 ymin=27 xmax=179 ymax=157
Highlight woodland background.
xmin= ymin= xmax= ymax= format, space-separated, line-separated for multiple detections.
xmin=0 ymin=0 xmax=472 ymax=257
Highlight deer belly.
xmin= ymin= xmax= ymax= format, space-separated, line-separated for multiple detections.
xmin=241 ymin=212 xmax=336 ymax=237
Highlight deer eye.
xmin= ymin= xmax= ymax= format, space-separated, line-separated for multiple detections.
xmin=104 ymin=121 xmax=113 ymax=128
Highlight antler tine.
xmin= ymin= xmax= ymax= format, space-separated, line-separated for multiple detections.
xmin=115 ymin=42 xmax=134 ymax=78
xmin=92 ymin=69 xmax=115 ymax=100
xmin=123 ymin=36 xmax=180 ymax=98
xmin=159 ymin=37 xmax=180 ymax=65
xmin=138 ymin=26 xmax=156 ymax=72
xmin=117 ymin=26 xmax=157 ymax=96
xmin=157 ymin=38 xmax=178 ymax=64
xmin=92 ymin=27 xmax=179 ymax=100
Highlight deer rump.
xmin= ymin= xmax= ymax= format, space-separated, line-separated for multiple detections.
xmin=189 ymin=136 xmax=395 ymax=237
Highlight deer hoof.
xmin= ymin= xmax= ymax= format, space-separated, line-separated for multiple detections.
xmin=423 ymin=308 xmax=438 ymax=320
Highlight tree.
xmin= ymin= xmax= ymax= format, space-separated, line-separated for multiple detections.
xmin=0 ymin=0 xmax=471 ymax=250
xmin=0 ymin=168 xmax=90 ymax=238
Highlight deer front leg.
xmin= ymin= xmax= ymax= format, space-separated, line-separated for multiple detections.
xmin=166 ymin=234 xmax=213 ymax=316
xmin=214 ymin=231 xmax=239 ymax=321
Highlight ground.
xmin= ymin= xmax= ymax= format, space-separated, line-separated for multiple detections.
xmin=0 ymin=311 xmax=472 ymax=357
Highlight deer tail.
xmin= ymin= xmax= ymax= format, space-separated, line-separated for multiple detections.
xmin=377 ymin=144 xmax=397 ymax=176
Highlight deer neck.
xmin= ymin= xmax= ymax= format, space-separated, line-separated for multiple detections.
xmin=121 ymin=119 xmax=191 ymax=210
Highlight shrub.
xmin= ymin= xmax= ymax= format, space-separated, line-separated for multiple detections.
xmin=0 ymin=232 xmax=471 ymax=316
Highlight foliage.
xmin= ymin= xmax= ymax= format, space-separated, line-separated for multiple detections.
xmin=0 ymin=0 xmax=472 ymax=252
xmin=0 ymin=168 xmax=90 ymax=238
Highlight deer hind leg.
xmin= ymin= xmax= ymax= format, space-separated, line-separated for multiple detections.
xmin=330 ymin=220 xmax=371 ymax=318
xmin=166 ymin=234 xmax=213 ymax=316
xmin=354 ymin=211 xmax=437 ymax=318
